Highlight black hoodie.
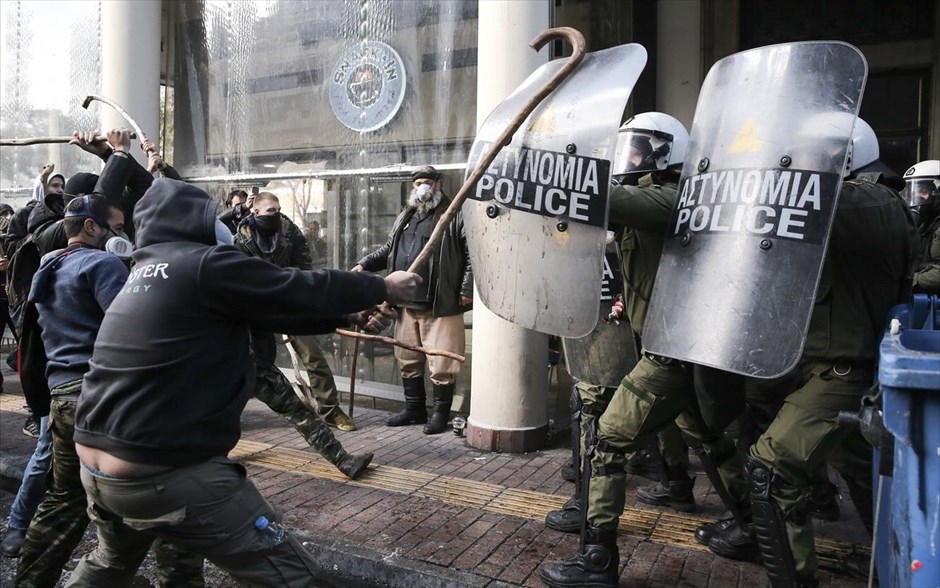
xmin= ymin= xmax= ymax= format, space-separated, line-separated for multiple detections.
xmin=74 ymin=179 xmax=387 ymax=466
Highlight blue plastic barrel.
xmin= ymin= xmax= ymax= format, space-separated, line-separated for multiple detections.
xmin=877 ymin=294 xmax=940 ymax=588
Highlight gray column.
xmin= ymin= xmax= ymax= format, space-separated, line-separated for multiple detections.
xmin=467 ymin=0 xmax=551 ymax=453
xmin=101 ymin=0 xmax=162 ymax=167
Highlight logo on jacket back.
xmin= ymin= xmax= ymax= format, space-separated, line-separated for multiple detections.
xmin=329 ymin=40 xmax=406 ymax=133
xmin=120 ymin=262 xmax=170 ymax=295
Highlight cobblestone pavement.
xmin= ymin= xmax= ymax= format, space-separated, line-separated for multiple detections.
xmin=1 ymin=365 xmax=870 ymax=587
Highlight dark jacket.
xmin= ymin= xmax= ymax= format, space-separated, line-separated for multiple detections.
xmin=804 ymin=176 xmax=917 ymax=361
xmin=3 ymin=201 xmax=36 ymax=258
xmin=234 ymin=214 xmax=313 ymax=270
xmin=357 ymin=194 xmax=472 ymax=317
xmin=73 ymin=179 xmax=387 ymax=466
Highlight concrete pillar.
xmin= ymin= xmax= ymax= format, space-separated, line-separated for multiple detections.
xmin=656 ymin=0 xmax=702 ymax=130
xmin=467 ymin=0 xmax=551 ymax=453
xmin=100 ymin=0 xmax=162 ymax=167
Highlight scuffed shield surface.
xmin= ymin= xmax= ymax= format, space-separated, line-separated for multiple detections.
xmin=563 ymin=242 xmax=638 ymax=387
xmin=643 ymin=41 xmax=867 ymax=378
xmin=464 ymin=44 xmax=647 ymax=337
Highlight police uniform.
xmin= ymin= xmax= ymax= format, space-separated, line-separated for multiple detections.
xmin=541 ymin=173 xmax=746 ymax=587
xmin=746 ymin=177 xmax=917 ymax=585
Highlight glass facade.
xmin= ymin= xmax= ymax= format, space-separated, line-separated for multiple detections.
xmin=170 ymin=0 xmax=480 ymax=404
xmin=0 ymin=0 xmax=105 ymax=209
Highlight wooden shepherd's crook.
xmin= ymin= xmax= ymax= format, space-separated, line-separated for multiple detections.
xmin=345 ymin=27 xmax=587 ymax=416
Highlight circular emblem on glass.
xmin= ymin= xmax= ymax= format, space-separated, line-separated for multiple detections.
xmin=330 ymin=41 xmax=406 ymax=133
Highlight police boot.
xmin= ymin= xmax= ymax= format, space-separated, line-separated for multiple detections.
xmin=695 ymin=515 xmax=739 ymax=545
xmin=336 ymin=452 xmax=373 ymax=480
xmin=545 ymin=495 xmax=581 ymax=533
xmin=539 ymin=524 xmax=619 ymax=587
xmin=423 ymin=383 xmax=453 ymax=435
xmin=706 ymin=516 xmax=760 ymax=562
xmin=386 ymin=377 xmax=427 ymax=426
xmin=636 ymin=476 xmax=697 ymax=513
xmin=561 ymin=457 xmax=577 ymax=482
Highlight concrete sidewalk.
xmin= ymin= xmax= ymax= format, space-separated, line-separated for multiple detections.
xmin=0 ymin=366 xmax=870 ymax=587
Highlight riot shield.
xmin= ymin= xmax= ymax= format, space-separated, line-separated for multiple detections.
xmin=464 ymin=44 xmax=647 ymax=337
xmin=643 ymin=41 xmax=867 ymax=378
xmin=563 ymin=240 xmax=638 ymax=387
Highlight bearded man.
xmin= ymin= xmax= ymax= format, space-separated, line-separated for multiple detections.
xmin=353 ymin=165 xmax=473 ymax=434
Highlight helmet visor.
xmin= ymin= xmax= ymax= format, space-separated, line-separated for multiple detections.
xmin=612 ymin=128 xmax=674 ymax=177
xmin=902 ymin=178 xmax=940 ymax=207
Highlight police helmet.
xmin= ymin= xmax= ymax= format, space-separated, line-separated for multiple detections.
xmin=901 ymin=159 xmax=940 ymax=208
xmin=612 ymin=112 xmax=688 ymax=182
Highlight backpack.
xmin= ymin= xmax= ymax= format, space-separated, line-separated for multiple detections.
xmin=5 ymin=219 xmax=57 ymax=330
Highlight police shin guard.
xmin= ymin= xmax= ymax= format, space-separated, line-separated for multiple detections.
xmin=546 ymin=390 xmax=585 ymax=533
xmin=423 ymin=383 xmax=453 ymax=434
xmin=562 ymin=386 xmax=582 ymax=483
xmin=386 ymin=377 xmax=427 ymax=427
xmin=746 ymin=455 xmax=814 ymax=588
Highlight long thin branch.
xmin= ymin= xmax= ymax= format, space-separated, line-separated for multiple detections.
xmin=335 ymin=329 xmax=466 ymax=363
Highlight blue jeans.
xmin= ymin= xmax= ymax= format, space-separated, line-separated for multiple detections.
xmin=7 ymin=416 xmax=52 ymax=530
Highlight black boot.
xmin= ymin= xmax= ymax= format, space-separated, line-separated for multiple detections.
xmin=707 ymin=517 xmax=761 ymax=562
xmin=423 ymin=383 xmax=453 ymax=435
xmin=540 ymin=524 xmax=619 ymax=587
xmin=694 ymin=515 xmax=738 ymax=545
xmin=635 ymin=477 xmax=697 ymax=513
xmin=386 ymin=377 xmax=427 ymax=427
xmin=545 ymin=495 xmax=581 ymax=533
xmin=624 ymin=448 xmax=659 ymax=480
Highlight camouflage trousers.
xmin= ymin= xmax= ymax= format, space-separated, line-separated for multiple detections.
xmin=253 ymin=364 xmax=347 ymax=465
xmin=288 ymin=334 xmax=340 ymax=415
xmin=14 ymin=395 xmax=203 ymax=588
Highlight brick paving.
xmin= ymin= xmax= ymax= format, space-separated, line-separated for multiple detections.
xmin=0 ymin=365 xmax=870 ymax=587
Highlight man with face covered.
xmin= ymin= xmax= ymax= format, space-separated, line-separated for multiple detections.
xmin=14 ymin=195 xmax=202 ymax=587
xmin=905 ymin=160 xmax=940 ymax=294
xmin=219 ymin=189 xmax=250 ymax=234
xmin=235 ymin=192 xmax=370 ymax=466
xmin=354 ymin=165 xmax=473 ymax=434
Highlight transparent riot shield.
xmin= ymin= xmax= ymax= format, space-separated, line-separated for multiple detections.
xmin=464 ymin=44 xmax=647 ymax=337
xmin=643 ymin=41 xmax=867 ymax=378
xmin=562 ymin=241 xmax=638 ymax=387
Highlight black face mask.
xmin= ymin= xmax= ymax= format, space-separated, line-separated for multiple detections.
xmin=254 ymin=213 xmax=281 ymax=234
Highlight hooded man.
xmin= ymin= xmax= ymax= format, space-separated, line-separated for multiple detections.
xmin=354 ymin=165 xmax=473 ymax=435
xmin=67 ymin=179 xmax=419 ymax=585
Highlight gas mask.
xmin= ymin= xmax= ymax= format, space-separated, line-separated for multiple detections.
xmin=414 ymin=183 xmax=433 ymax=202
xmin=105 ymin=233 xmax=134 ymax=259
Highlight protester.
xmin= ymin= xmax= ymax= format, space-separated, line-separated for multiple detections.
xmin=67 ymin=179 xmax=418 ymax=585
xmin=354 ymin=165 xmax=473 ymax=435
xmin=13 ymin=194 xmax=203 ymax=587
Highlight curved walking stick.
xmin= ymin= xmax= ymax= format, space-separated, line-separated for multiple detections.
xmin=83 ymin=94 xmax=165 ymax=175
xmin=340 ymin=27 xmax=587 ymax=358
xmin=1 ymin=133 xmax=135 ymax=147
xmin=407 ymin=26 xmax=586 ymax=275
xmin=336 ymin=329 xmax=466 ymax=362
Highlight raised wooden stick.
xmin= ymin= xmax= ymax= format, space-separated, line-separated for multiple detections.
xmin=0 ymin=136 xmax=75 ymax=146
xmin=336 ymin=329 xmax=466 ymax=362
xmin=339 ymin=27 xmax=587 ymax=363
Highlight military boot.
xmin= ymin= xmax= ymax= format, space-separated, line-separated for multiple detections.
xmin=545 ymin=495 xmax=581 ymax=533
xmin=423 ymin=383 xmax=453 ymax=435
xmin=635 ymin=477 xmax=696 ymax=513
xmin=336 ymin=452 xmax=373 ymax=480
xmin=624 ymin=448 xmax=659 ymax=480
xmin=386 ymin=377 xmax=428 ymax=426
xmin=539 ymin=524 xmax=619 ymax=587
xmin=561 ymin=457 xmax=577 ymax=482
xmin=707 ymin=517 xmax=761 ymax=562
xmin=694 ymin=515 xmax=738 ymax=545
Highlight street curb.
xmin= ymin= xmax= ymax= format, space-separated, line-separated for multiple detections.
xmin=0 ymin=456 xmax=23 ymax=495
xmin=294 ymin=529 xmax=521 ymax=588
